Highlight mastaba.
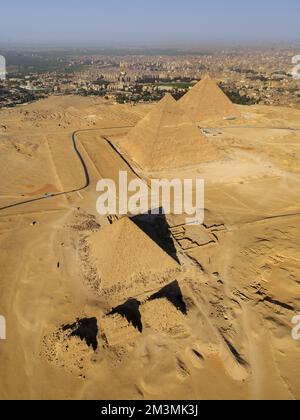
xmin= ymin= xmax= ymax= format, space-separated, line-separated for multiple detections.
xmin=179 ymin=74 xmax=240 ymax=123
xmin=120 ymin=93 xmax=218 ymax=172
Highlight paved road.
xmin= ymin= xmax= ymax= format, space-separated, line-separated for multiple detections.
xmin=1 ymin=124 xmax=299 ymax=212
xmin=0 ymin=126 xmax=132 ymax=212
xmin=209 ymin=125 xmax=300 ymax=132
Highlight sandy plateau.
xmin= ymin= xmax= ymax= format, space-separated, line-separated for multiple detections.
xmin=0 ymin=92 xmax=300 ymax=400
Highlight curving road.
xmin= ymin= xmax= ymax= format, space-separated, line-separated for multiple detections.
xmin=0 ymin=125 xmax=132 ymax=212
xmin=1 ymin=124 xmax=300 ymax=212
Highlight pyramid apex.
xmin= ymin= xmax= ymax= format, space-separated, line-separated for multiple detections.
xmin=158 ymin=93 xmax=176 ymax=106
xmin=163 ymin=92 xmax=174 ymax=99
xmin=163 ymin=92 xmax=174 ymax=98
xmin=195 ymin=74 xmax=214 ymax=87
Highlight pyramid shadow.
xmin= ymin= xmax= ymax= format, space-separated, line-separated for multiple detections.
xmin=107 ymin=299 xmax=143 ymax=333
xmin=131 ymin=209 xmax=180 ymax=264
xmin=148 ymin=280 xmax=188 ymax=315
xmin=62 ymin=318 xmax=99 ymax=351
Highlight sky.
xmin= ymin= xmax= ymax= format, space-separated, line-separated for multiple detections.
xmin=1 ymin=0 xmax=300 ymax=46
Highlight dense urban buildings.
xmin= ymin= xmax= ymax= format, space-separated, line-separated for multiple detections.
xmin=1 ymin=47 xmax=300 ymax=109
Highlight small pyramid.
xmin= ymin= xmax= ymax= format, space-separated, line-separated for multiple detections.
xmin=88 ymin=217 xmax=179 ymax=301
xmin=179 ymin=74 xmax=239 ymax=122
xmin=120 ymin=94 xmax=218 ymax=171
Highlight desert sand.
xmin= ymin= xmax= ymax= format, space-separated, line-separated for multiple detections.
xmin=0 ymin=92 xmax=300 ymax=400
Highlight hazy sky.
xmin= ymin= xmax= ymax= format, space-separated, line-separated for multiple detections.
xmin=1 ymin=0 xmax=299 ymax=46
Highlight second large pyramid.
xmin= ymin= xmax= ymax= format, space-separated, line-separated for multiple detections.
xmin=120 ymin=94 xmax=218 ymax=172
xmin=179 ymin=74 xmax=240 ymax=123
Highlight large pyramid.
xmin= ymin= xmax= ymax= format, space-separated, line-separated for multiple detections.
xmin=88 ymin=217 xmax=179 ymax=302
xmin=120 ymin=94 xmax=218 ymax=171
xmin=179 ymin=74 xmax=240 ymax=123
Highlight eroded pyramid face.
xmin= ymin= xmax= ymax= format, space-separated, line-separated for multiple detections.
xmin=88 ymin=217 xmax=179 ymax=304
